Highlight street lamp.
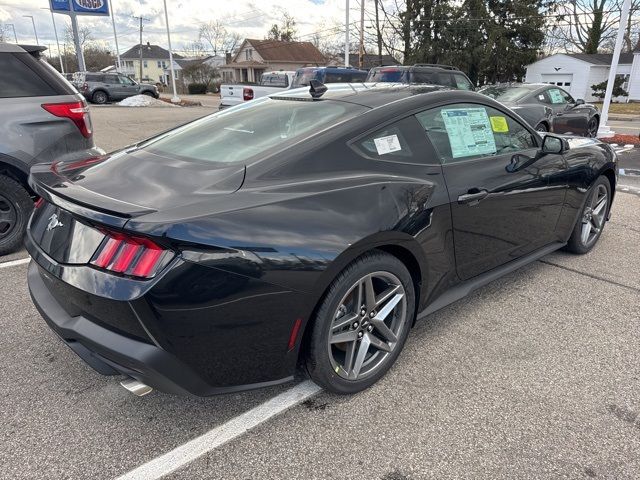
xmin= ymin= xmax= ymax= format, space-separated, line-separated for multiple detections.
xmin=6 ymin=24 xmax=18 ymax=43
xmin=41 ymin=7 xmax=64 ymax=73
xmin=22 ymin=15 xmax=39 ymax=45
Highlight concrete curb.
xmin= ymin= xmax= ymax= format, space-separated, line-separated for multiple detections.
xmin=608 ymin=114 xmax=640 ymax=122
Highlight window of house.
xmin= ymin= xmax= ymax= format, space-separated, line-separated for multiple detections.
xmin=143 ymin=60 xmax=148 ymax=68
xmin=415 ymin=103 xmax=536 ymax=164
xmin=245 ymin=48 xmax=253 ymax=61
xmin=157 ymin=61 xmax=162 ymax=68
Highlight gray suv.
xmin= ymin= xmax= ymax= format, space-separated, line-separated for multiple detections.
xmin=77 ymin=72 xmax=159 ymax=104
xmin=0 ymin=43 xmax=102 ymax=255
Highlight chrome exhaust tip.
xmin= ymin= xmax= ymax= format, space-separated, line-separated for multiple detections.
xmin=120 ymin=377 xmax=153 ymax=397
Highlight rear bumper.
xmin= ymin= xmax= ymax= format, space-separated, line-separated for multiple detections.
xmin=27 ymin=260 xmax=294 ymax=396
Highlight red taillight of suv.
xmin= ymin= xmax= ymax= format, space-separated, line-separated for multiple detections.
xmin=90 ymin=231 xmax=174 ymax=279
xmin=42 ymin=101 xmax=93 ymax=139
xmin=243 ymin=87 xmax=254 ymax=101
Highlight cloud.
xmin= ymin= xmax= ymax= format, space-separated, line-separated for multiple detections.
xmin=2 ymin=0 xmax=350 ymax=55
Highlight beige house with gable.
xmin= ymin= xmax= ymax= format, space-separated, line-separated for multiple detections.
xmin=220 ymin=39 xmax=326 ymax=83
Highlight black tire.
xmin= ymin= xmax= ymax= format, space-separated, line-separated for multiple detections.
xmin=586 ymin=117 xmax=599 ymax=138
xmin=142 ymin=90 xmax=155 ymax=97
xmin=0 ymin=175 xmax=33 ymax=256
xmin=535 ymin=122 xmax=548 ymax=132
xmin=92 ymin=90 xmax=108 ymax=104
xmin=566 ymin=175 xmax=611 ymax=254
xmin=305 ymin=251 xmax=416 ymax=394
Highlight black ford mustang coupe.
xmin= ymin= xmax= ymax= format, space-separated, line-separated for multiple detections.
xmin=26 ymin=83 xmax=617 ymax=396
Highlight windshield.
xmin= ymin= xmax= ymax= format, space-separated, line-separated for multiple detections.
xmin=366 ymin=68 xmax=406 ymax=83
xmin=141 ymin=98 xmax=367 ymax=165
xmin=479 ymin=85 xmax=535 ymax=102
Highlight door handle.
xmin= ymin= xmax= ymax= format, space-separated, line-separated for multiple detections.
xmin=458 ymin=189 xmax=488 ymax=205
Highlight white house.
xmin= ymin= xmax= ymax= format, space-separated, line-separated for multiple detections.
xmin=525 ymin=51 xmax=638 ymax=102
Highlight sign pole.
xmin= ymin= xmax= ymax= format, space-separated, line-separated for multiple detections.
xmin=108 ymin=0 xmax=121 ymax=71
xmin=70 ymin=10 xmax=86 ymax=72
xmin=345 ymin=0 xmax=350 ymax=67
xmin=163 ymin=0 xmax=180 ymax=103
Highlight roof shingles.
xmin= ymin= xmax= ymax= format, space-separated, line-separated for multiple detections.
xmin=242 ymin=39 xmax=325 ymax=64
xmin=121 ymin=43 xmax=182 ymax=60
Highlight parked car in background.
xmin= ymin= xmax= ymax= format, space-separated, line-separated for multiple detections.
xmin=479 ymin=83 xmax=600 ymax=137
xmin=366 ymin=64 xmax=475 ymax=91
xmin=75 ymin=72 xmax=159 ymax=104
xmin=0 ymin=43 xmax=101 ymax=255
xmin=26 ymin=83 xmax=617 ymax=396
xmin=220 ymin=71 xmax=295 ymax=109
xmin=291 ymin=66 xmax=368 ymax=88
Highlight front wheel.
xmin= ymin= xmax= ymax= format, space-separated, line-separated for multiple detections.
xmin=92 ymin=90 xmax=108 ymax=104
xmin=586 ymin=117 xmax=599 ymax=138
xmin=305 ymin=251 xmax=415 ymax=394
xmin=535 ymin=122 xmax=548 ymax=133
xmin=566 ymin=176 xmax=611 ymax=254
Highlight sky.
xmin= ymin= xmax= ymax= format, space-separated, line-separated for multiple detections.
xmin=0 ymin=0 xmax=354 ymax=56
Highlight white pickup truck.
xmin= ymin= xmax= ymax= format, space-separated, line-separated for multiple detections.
xmin=219 ymin=71 xmax=296 ymax=109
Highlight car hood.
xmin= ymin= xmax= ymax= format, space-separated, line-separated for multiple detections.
xmin=29 ymin=149 xmax=246 ymax=223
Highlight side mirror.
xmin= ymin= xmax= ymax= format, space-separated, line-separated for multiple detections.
xmin=541 ymin=134 xmax=565 ymax=154
xmin=575 ymin=98 xmax=585 ymax=105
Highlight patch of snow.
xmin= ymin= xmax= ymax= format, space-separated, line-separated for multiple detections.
xmin=118 ymin=95 xmax=178 ymax=107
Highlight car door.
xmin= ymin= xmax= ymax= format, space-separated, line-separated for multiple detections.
xmin=416 ymin=103 xmax=567 ymax=280
xmin=101 ymin=74 xmax=122 ymax=99
xmin=117 ymin=75 xmax=139 ymax=98
xmin=545 ymin=87 xmax=588 ymax=135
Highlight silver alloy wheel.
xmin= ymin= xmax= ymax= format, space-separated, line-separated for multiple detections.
xmin=535 ymin=123 xmax=548 ymax=132
xmin=587 ymin=118 xmax=598 ymax=138
xmin=327 ymin=271 xmax=407 ymax=380
xmin=580 ymin=183 xmax=608 ymax=246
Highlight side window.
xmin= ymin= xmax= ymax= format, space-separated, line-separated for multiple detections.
xmin=354 ymin=116 xmax=434 ymax=164
xmin=453 ymin=73 xmax=473 ymax=90
xmin=415 ymin=103 xmax=537 ymax=164
xmin=559 ymin=88 xmax=574 ymax=103
xmin=547 ymin=88 xmax=567 ymax=105
xmin=0 ymin=53 xmax=58 ymax=98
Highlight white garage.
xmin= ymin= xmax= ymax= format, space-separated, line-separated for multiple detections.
xmin=525 ymin=52 xmax=636 ymax=102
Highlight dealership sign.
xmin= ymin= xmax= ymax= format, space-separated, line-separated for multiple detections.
xmin=49 ymin=0 xmax=109 ymax=16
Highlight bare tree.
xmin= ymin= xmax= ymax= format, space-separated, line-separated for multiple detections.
xmin=267 ymin=12 xmax=297 ymax=42
xmin=181 ymin=40 xmax=207 ymax=58
xmin=64 ymin=24 xmax=94 ymax=49
xmin=199 ymin=20 xmax=241 ymax=56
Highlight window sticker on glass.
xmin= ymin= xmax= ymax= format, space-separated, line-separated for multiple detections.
xmin=440 ymin=108 xmax=497 ymax=159
xmin=548 ymin=89 xmax=565 ymax=104
xmin=490 ymin=116 xmax=509 ymax=133
xmin=373 ymin=134 xmax=402 ymax=155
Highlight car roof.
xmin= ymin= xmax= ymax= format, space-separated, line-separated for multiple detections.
xmin=271 ymin=82 xmax=457 ymax=109
xmin=297 ymin=66 xmax=368 ymax=73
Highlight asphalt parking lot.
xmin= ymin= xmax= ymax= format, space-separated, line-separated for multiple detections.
xmin=1 ymin=106 xmax=639 ymax=479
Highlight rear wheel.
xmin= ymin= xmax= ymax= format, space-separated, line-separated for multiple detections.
xmin=305 ymin=251 xmax=415 ymax=394
xmin=142 ymin=90 xmax=155 ymax=97
xmin=92 ymin=90 xmax=108 ymax=104
xmin=0 ymin=175 xmax=33 ymax=255
xmin=586 ymin=117 xmax=599 ymax=137
xmin=535 ymin=122 xmax=548 ymax=133
xmin=566 ymin=176 xmax=610 ymax=254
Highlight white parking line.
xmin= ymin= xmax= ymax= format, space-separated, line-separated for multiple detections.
xmin=0 ymin=258 xmax=30 ymax=269
xmin=116 ymin=380 xmax=322 ymax=480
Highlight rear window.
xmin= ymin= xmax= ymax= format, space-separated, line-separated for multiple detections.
xmin=260 ymin=74 xmax=289 ymax=87
xmin=0 ymin=53 xmax=58 ymax=98
xmin=141 ymin=98 xmax=368 ymax=165
xmin=324 ymin=71 xmax=368 ymax=83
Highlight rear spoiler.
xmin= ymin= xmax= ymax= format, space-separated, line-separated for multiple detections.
xmin=29 ymin=164 xmax=156 ymax=229
xmin=18 ymin=44 xmax=47 ymax=58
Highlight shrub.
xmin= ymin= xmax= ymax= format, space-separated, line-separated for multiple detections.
xmin=188 ymin=83 xmax=207 ymax=94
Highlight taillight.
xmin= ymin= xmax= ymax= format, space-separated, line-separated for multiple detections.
xmin=243 ymin=87 xmax=254 ymax=101
xmin=90 ymin=230 xmax=173 ymax=279
xmin=42 ymin=101 xmax=92 ymax=139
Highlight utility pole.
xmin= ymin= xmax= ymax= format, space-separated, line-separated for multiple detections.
xmin=358 ymin=0 xmax=365 ymax=69
xmin=23 ymin=15 xmax=39 ymax=45
xmin=345 ymin=0 xmax=349 ymax=67
xmin=374 ymin=0 xmax=382 ymax=66
xmin=133 ymin=16 xmax=150 ymax=82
